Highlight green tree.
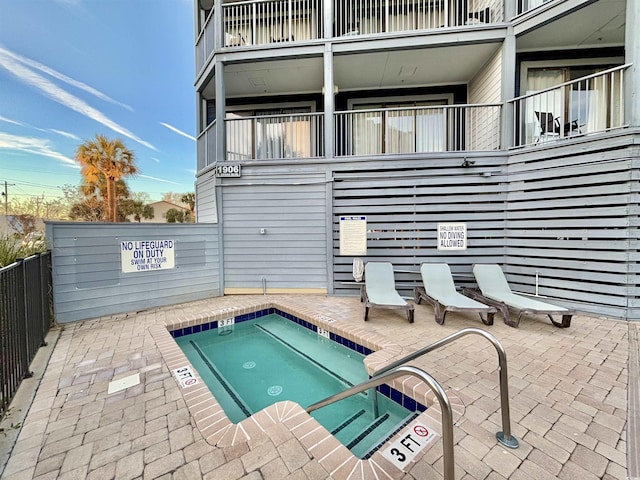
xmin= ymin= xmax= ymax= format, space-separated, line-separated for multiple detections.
xmin=69 ymin=196 xmax=106 ymax=222
xmin=165 ymin=208 xmax=185 ymax=223
xmin=75 ymin=135 xmax=138 ymax=222
xmin=121 ymin=200 xmax=155 ymax=223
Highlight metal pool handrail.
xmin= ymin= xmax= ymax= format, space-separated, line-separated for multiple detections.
xmin=374 ymin=327 xmax=519 ymax=449
xmin=306 ymin=365 xmax=455 ymax=480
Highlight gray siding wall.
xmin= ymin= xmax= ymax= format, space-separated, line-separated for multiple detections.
xmin=196 ymin=169 xmax=218 ymax=223
xmin=47 ymin=222 xmax=221 ymax=323
xmin=506 ymin=133 xmax=640 ymax=319
xmin=330 ymin=132 xmax=640 ymax=320
xmin=332 ymin=154 xmax=508 ymax=297
xmin=220 ymin=168 xmax=329 ymax=292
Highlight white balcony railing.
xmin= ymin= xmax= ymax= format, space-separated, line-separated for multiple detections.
xmin=223 ymin=0 xmax=323 ymax=47
xmin=226 ymin=112 xmax=325 ymax=160
xmin=196 ymin=9 xmax=216 ymax=74
xmin=510 ymin=64 xmax=629 ymax=148
xmin=197 ymin=119 xmax=217 ymax=171
xmin=197 ymin=0 xmax=503 ymax=58
xmin=335 ymin=0 xmax=503 ymax=36
xmin=335 ymin=104 xmax=502 ymax=156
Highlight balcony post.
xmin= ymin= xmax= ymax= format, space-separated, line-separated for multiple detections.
xmin=215 ymin=60 xmax=226 ymax=163
xmin=214 ymin=0 xmax=224 ymax=48
xmin=625 ymin=0 xmax=640 ymax=127
xmin=323 ymin=0 xmax=333 ymax=38
xmin=501 ymin=30 xmax=516 ymax=148
xmin=323 ymin=46 xmax=335 ymax=159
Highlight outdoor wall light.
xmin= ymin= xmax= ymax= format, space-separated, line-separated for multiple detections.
xmin=259 ymin=228 xmax=267 ymax=235
xmin=461 ymin=159 xmax=475 ymax=167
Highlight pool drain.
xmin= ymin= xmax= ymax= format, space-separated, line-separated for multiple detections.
xmin=243 ymin=361 xmax=256 ymax=369
xmin=267 ymin=385 xmax=283 ymax=396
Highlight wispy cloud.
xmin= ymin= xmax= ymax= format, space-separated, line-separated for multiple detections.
xmin=150 ymin=157 xmax=161 ymax=163
xmin=160 ymin=122 xmax=196 ymax=141
xmin=0 ymin=46 xmax=156 ymax=151
xmin=50 ymin=129 xmax=82 ymax=141
xmin=1 ymin=47 xmax=134 ymax=112
xmin=0 ymin=115 xmax=24 ymax=126
xmin=138 ymin=174 xmax=182 ymax=185
xmin=0 ymin=132 xmax=78 ymax=167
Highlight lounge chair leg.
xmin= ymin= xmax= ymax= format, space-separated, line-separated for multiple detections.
xmin=550 ymin=314 xmax=572 ymax=328
xmin=503 ymin=307 xmax=518 ymax=328
xmin=364 ymin=306 xmax=369 ymax=321
xmin=408 ymin=308 xmax=414 ymax=323
xmin=414 ymin=288 xmax=422 ymax=304
xmin=434 ymin=304 xmax=444 ymax=325
xmin=480 ymin=311 xmax=494 ymax=326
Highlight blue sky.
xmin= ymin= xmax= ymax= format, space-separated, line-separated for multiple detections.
xmin=0 ymin=0 xmax=196 ymax=203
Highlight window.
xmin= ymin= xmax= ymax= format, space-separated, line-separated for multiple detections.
xmin=524 ymin=63 xmax=622 ymax=143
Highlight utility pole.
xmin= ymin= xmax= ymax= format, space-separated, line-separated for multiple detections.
xmin=2 ymin=181 xmax=15 ymax=216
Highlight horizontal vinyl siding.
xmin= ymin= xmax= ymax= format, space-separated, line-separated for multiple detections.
xmin=505 ymin=140 xmax=639 ymax=319
xmin=48 ymin=222 xmax=221 ymax=323
xmin=332 ymin=156 xmax=508 ymax=297
xmin=196 ymin=170 xmax=218 ymax=222
xmin=221 ymin=171 xmax=328 ymax=290
xmin=468 ymin=48 xmax=502 ymax=150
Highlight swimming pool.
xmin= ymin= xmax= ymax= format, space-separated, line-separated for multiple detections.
xmin=173 ymin=311 xmax=423 ymax=458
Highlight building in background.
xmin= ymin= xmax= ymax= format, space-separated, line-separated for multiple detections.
xmin=193 ymin=0 xmax=640 ymax=319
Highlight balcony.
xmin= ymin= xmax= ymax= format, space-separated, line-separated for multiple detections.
xmin=227 ymin=112 xmax=325 ymax=161
xmin=196 ymin=104 xmax=501 ymax=169
xmin=510 ymin=64 xmax=629 ymax=148
xmin=334 ymin=104 xmax=501 ymax=155
xmin=196 ymin=0 xmax=504 ymax=74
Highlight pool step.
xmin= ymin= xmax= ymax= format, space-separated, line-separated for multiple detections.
xmin=331 ymin=409 xmax=367 ymax=436
xmin=348 ymin=411 xmax=420 ymax=459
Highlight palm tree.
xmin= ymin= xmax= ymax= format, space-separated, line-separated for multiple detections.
xmin=75 ymin=135 xmax=138 ymax=222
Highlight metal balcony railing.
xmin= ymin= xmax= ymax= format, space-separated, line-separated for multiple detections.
xmin=335 ymin=104 xmax=502 ymax=156
xmin=196 ymin=0 xmax=503 ymax=64
xmin=196 ymin=104 xmax=502 ymax=166
xmin=196 ymin=9 xmax=216 ymax=74
xmin=335 ymin=0 xmax=503 ymax=36
xmin=222 ymin=0 xmax=323 ymax=47
xmin=197 ymin=119 xmax=217 ymax=171
xmin=510 ymin=64 xmax=629 ymax=148
xmin=226 ymin=112 xmax=325 ymax=161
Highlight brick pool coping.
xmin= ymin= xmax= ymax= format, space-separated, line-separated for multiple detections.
xmin=151 ymin=299 xmax=465 ymax=479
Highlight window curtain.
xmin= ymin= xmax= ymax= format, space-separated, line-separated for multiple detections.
xmin=526 ymin=68 xmax=564 ymax=143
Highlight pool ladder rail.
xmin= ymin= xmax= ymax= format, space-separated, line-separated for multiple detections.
xmin=306 ymin=327 xmax=519 ymax=480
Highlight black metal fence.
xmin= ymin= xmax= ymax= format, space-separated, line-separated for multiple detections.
xmin=0 ymin=252 xmax=53 ymax=416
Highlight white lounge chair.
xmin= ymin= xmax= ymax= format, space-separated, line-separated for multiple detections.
xmin=468 ymin=264 xmax=574 ymax=328
xmin=362 ymin=262 xmax=414 ymax=323
xmin=414 ymin=263 xmax=496 ymax=325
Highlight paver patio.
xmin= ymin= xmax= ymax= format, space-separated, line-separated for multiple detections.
xmin=1 ymin=294 xmax=637 ymax=479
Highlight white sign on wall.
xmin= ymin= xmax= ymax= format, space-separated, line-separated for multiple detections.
xmin=437 ymin=223 xmax=467 ymax=250
xmin=339 ymin=216 xmax=367 ymax=256
xmin=121 ymin=240 xmax=175 ymax=273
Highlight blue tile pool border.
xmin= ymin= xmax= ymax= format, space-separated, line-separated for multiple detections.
xmin=168 ymin=307 xmax=426 ymax=413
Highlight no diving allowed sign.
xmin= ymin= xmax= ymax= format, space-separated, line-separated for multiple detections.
xmin=381 ymin=420 xmax=439 ymax=470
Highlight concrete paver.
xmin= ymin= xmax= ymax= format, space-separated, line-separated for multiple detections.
xmin=0 ymin=294 xmax=637 ymax=479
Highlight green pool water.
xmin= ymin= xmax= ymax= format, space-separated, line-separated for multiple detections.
xmin=175 ymin=313 xmax=417 ymax=458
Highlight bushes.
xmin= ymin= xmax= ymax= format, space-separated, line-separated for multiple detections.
xmin=0 ymin=233 xmax=46 ymax=268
